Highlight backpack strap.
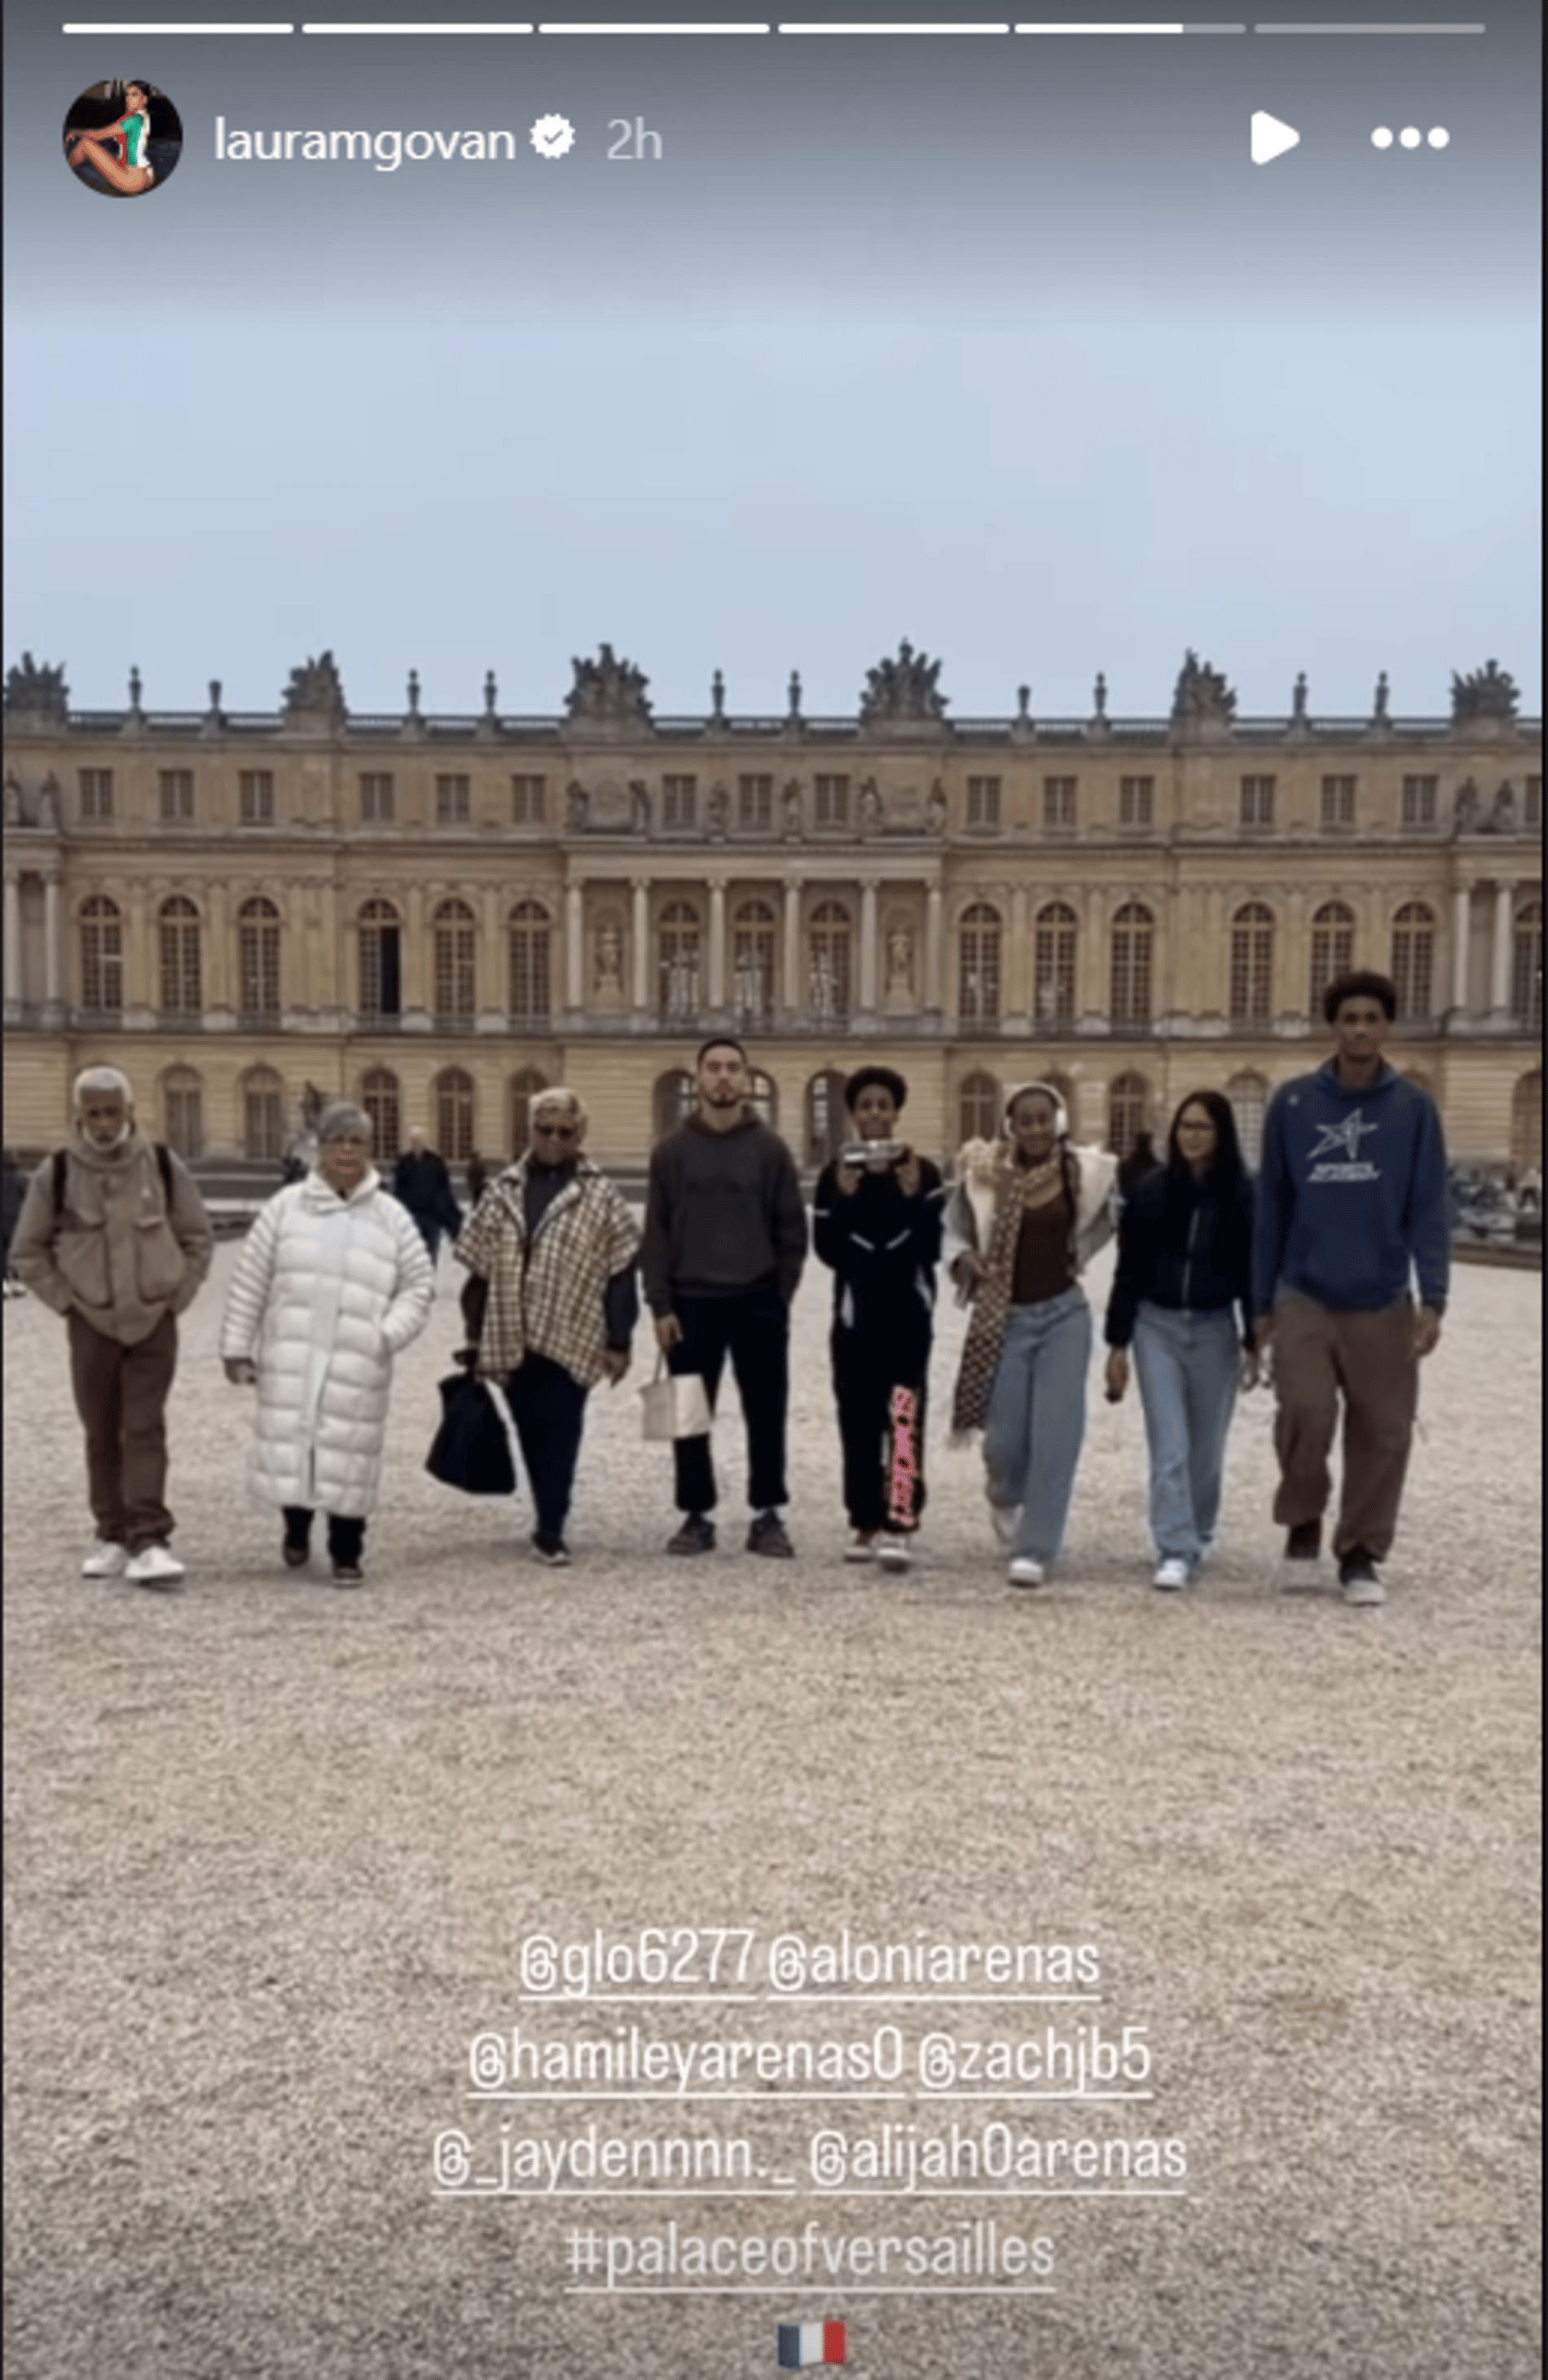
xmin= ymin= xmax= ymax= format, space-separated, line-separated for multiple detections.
xmin=55 ymin=1142 xmax=176 ymax=1212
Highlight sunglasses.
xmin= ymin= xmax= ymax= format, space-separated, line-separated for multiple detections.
xmin=533 ymin=1120 xmax=579 ymax=1141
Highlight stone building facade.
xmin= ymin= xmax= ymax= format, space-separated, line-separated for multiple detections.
xmin=3 ymin=644 xmax=1541 ymax=1173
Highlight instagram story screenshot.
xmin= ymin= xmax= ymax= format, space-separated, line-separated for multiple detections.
xmin=1 ymin=0 xmax=1541 ymax=2375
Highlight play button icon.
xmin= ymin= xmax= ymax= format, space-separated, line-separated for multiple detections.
xmin=1251 ymin=110 xmax=1300 ymax=165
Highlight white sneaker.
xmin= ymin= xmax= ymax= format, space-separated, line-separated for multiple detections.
xmin=81 ymin=1539 xmax=129 ymax=1578
xmin=1007 ymin=1556 xmax=1045 ymax=1590
xmin=988 ymin=1502 xmax=1021 ymax=1551
xmin=124 ymin=1543 xmax=185 ymax=1590
xmin=1339 ymin=1560 xmax=1387 ymax=1608
xmin=1152 ymin=1558 xmax=1190 ymax=1592
xmin=843 ymin=1535 xmax=879 ymax=1564
xmin=876 ymin=1535 xmax=913 ymax=1574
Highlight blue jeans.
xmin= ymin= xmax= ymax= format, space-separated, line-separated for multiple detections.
xmin=982 ymin=1288 xmax=1093 ymax=1565
xmin=1130 ymin=1301 xmax=1240 ymax=1567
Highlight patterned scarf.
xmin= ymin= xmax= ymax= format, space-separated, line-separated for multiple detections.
xmin=950 ymin=1146 xmax=1071 ymax=1440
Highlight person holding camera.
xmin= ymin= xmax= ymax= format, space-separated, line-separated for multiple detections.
xmin=812 ymin=1067 xmax=945 ymax=1572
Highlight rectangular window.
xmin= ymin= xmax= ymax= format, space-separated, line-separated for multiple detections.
xmin=78 ymin=769 xmax=113 ymax=820
xmin=158 ymin=770 xmax=194 ymax=823
xmin=738 ymin=774 xmax=773 ymax=832
xmin=1401 ymin=775 xmax=1438 ymax=828
xmin=512 ymin=773 xmax=546 ymax=825
xmin=1240 ymin=775 xmax=1277 ymax=828
xmin=359 ymin=772 xmax=395 ymax=823
xmin=239 ymin=771 xmax=275 ymax=825
xmin=1525 ymin=776 xmax=1541 ymax=829
xmin=965 ymin=776 xmax=1001 ymax=829
xmin=1119 ymin=776 xmax=1154 ymax=828
xmin=814 ymin=773 xmax=850 ymax=827
xmin=662 ymin=775 xmax=697 ymax=829
xmin=1043 ymin=776 xmax=1077 ymax=829
xmin=1321 ymin=775 xmax=1357 ymax=828
xmin=436 ymin=774 xmax=471 ymax=825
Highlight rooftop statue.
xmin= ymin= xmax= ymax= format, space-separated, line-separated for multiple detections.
xmin=1172 ymin=649 xmax=1237 ymax=727
xmin=282 ymin=650 xmax=346 ymax=723
xmin=1451 ymin=659 xmax=1519 ymax=724
xmin=567 ymin=644 xmax=653 ymax=725
xmin=4 ymin=653 xmax=69 ymax=724
xmin=860 ymin=640 xmax=948 ymax=724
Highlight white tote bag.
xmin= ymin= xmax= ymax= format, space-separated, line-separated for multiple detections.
xmin=640 ymin=1356 xmax=712 ymax=1441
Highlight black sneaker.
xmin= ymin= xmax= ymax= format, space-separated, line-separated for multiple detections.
xmin=668 ymin=1515 xmax=716 ymax=1556
xmin=282 ymin=1539 xmax=310 ymax=1570
xmin=747 ymin=1511 xmax=794 ymax=1559
xmin=1276 ymin=1519 xmax=1324 ymax=1593
xmin=331 ymin=1560 xmax=365 ymax=1588
xmin=532 ymin=1533 xmax=572 ymax=1568
xmin=1338 ymin=1548 xmax=1387 ymax=1608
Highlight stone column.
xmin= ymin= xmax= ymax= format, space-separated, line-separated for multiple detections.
xmin=44 ymin=872 xmax=64 ymax=1014
xmin=565 ymin=882 xmax=584 ymax=1015
xmin=859 ymin=879 xmax=879 ymax=1014
xmin=1489 ymin=879 xmax=1515 ymax=1018
xmin=925 ymin=882 xmax=944 ymax=1014
xmin=707 ymin=880 xmax=727 ymax=1012
xmin=632 ymin=878 xmax=650 ymax=1014
xmin=1451 ymin=883 xmax=1471 ymax=1015
xmin=4 ymin=873 xmax=21 ymax=1013
xmin=128 ymin=886 xmax=153 ymax=1020
xmin=481 ymin=883 xmax=503 ymax=1021
xmin=1079 ymin=886 xmax=1108 ymax=1025
xmin=783 ymin=878 xmax=803 ymax=1023
xmin=403 ymin=882 xmax=428 ymax=1020
xmin=203 ymin=878 xmax=230 ymax=1017
xmin=1006 ymin=884 xmax=1032 ymax=1027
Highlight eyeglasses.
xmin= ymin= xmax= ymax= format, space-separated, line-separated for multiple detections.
xmin=533 ymin=1120 xmax=579 ymax=1141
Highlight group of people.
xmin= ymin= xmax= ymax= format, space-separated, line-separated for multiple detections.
xmin=7 ymin=969 xmax=1451 ymax=1608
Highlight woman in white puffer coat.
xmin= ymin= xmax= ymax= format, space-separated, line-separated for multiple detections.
xmin=220 ymin=1101 xmax=435 ymax=1583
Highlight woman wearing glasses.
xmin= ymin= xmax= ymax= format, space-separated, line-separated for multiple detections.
xmin=453 ymin=1087 xmax=640 ymax=1567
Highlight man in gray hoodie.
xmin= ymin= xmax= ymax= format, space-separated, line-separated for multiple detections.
xmin=11 ymin=1065 xmax=213 ymax=1587
xmin=640 ymin=1037 xmax=807 ymax=1558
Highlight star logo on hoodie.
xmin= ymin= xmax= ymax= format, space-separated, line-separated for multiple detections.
xmin=1307 ymin=1107 xmax=1380 ymax=1181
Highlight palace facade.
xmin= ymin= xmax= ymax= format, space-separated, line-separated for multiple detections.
xmin=2 ymin=645 xmax=1541 ymax=1173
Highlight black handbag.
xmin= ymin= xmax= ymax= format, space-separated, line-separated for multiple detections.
xmin=424 ymin=1370 xmax=518 ymax=1497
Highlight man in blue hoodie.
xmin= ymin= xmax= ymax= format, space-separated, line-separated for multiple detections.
xmin=1254 ymin=970 xmax=1449 ymax=1608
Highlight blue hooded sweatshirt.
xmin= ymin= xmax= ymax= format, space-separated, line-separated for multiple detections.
xmin=1253 ymin=1058 xmax=1449 ymax=1318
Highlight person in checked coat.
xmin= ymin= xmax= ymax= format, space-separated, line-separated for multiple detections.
xmin=219 ymin=1100 xmax=435 ymax=1584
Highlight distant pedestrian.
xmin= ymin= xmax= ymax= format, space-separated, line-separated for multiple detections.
xmin=640 ymin=1037 xmax=808 ymax=1560
xmin=454 ymin=1089 xmax=640 ymax=1567
xmin=10 ymin=1067 xmax=213 ymax=1586
xmin=2 ymin=1149 xmax=27 ymax=1296
xmin=221 ymin=1101 xmax=434 ymax=1585
xmin=393 ymin=1128 xmax=462 ymax=1265
xmin=813 ymin=1066 xmax=944 ymax=1572
xmin=466 ymin=1150 xmax=490 ymax=1207
xmin=1116 ymin=1129 xmax=1160 ymax=1202
xmin=944 ymin=1082 xmax=1117 ymax=1590
xmin=1255 ymin=970 xmax=1449 ymax=1608
xmin=1105 ymin=1091 xmax=1259 ymax=1590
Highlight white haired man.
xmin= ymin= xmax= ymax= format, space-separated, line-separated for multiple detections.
xmin=11 ymin=1066 xmax=214 ymax=1586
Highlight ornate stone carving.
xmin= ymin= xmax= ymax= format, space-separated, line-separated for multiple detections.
xmin=282 ymin=650 xmax=346 ymax=724
xmin=860 ymin=640 xmax=948 ymax=724
xmin=37 ymin=776 xmax=61 ymax=834
xmin=782 ymin=778 xmax=803 ymax=839
xmin=1291 ymin=671 xmax=1308 ymax=720
xmin=787 ymin=671 xmax=803 ymax=724
xmin=1451 ymin=659 xmax=1519 ymax=724
xmin=595 ymin=922 xmax=623 ymax=988
xmin=406 ymin=668 xmax=422 ymax=720
xmin=710 ymin=669 xmax=726 ymax=725
xmin=886 ymin=925 xmax=914 ymax=988
xmin=1372 ymin=670 xmax=1390 ymax=724
xmin=565 ymin=644 xmax=652 ymax=725
xmin=3 ymin=771 xmax=22 ymax=825
xmin=565 ymin=779 xmax=590 ymax=834
xmin=859 ymin=777 xmax=883 ymax=834
xmin=1093 ymin=671 xmax=1108 ymax=719
xmin=1453 ymin=776 xmax=1481 ymax=829
xmin=1172 ymin=650 xmax=1237 ymax=727
xmin=4 ymin=654 xmax=68 ymax=724
xmin=707 ymin=783 xmax=729 ymax=838
xmin=629 ymin=779 xmax=652 ymax=833
xmin=925 ymin=779 xmax=948 ymax=837
xmin=1484 ymin=780 xmax=1519 ymax=834
xmin=128 ymin=666 xmax=143 ymax=717
xmin=484 ymin=670 xmax=499 ymax=717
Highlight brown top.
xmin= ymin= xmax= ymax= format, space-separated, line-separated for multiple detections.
xmin=1010 ymin=1181 xmax=1075 ymax=1307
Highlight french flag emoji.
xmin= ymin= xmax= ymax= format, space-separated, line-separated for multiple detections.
xmin=776 ymin=2319 xmax=848 ymax=2368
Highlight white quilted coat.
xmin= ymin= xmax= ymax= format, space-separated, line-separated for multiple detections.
xmin=220 ymin=1170 xmax=435 ymax=1518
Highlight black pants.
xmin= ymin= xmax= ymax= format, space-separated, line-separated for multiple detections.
xmin=504 ymin=1352 xmax=590 ymax=1542
xmin=283 ymin=1507 xmax=366 ymax=1564
xmin=832 ymin=1323 xmax=932 ymax=1534
xmin=669 ymin=1285 xmax=789 ymax=1516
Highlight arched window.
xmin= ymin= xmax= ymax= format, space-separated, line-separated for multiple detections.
xmin=158 ymin=895 xmax=202 ymax=1017
xmin=358 ymin=899 xmax=402 ymax=1019
xmin=1512 ymin=897 xmax=1542 ymax=1032
xmin=805 ymin=1068 xmax=847 ymax=1167
xmin=1226 ymin=1070 xmax=1269 ymax=1171
xmin=359 ymin=1067 xmax=401 ymax=1163
xmin=79 ymin=895 xmax=124 ymax=1014
xmin=1033 ymin=902 xmax=1078 ymax=1024
xmin=1308 ymin=900 xmax=1355 ymax=1014
xmin=433 ymin=897 xmax=477 ymax=1024
xmin=1511 ymin=1070 xmax=1541 ymax=1174
xmin=958 ymin=903 xmax=1003 ymax=1026
xmin=654 ymin=1068 xmax=697 ymax=1143
xmin=161 ymin=1065 xmax=204 ymax=1160
xmin=509 ymin=1067 xmax=548 ymax=1159
xmin=957 ymin=1071 xmax=1001 ymax=1146
xmin=748 ymin=1068 xmax=778 ymax=1130
xmin=1109 ymin=903 xmax=1153 ymax=1027
xmin=732 ymin=901 xmax=776 ymax=1028
xmin=508 ymin=902 xmax=552 ymax=1023
xmin=1229 ymin=903 xmax=1275 ymax=1023
xmin=435 ymin=1066 xmax=476 ymax=1162
xmin=1391 ymin=901 xmax=1436 ymax=1023
xmin=1108 ymin=1071 xmax=1150 ymax=1158
xmin=241 ymin=1064 xmax=286 ymax=1161
xmin=808 ymin=903 xmax=851 ymax=1023
xmin=237 ymin=895 xmax=282 ymax=1022
xmin=658 ymin=901 xmax=701 ymax=1022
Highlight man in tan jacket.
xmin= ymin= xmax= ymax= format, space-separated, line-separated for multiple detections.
xmin=11 ymin=1066 xmax=213 ymax=1587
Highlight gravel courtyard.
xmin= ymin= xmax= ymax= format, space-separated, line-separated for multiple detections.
xmin=3 ymin=1237 xmax=1541 ymax=2380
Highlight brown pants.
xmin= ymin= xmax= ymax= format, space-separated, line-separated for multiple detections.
xmin=67 ymin=1309 xmax=178 ymax=1553
xmin=1271 ymin=1291 xmax=1418 ymax=1562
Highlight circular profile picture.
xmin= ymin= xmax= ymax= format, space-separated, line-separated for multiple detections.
xmin=63 ymin=78 xmax=183 ymax=197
